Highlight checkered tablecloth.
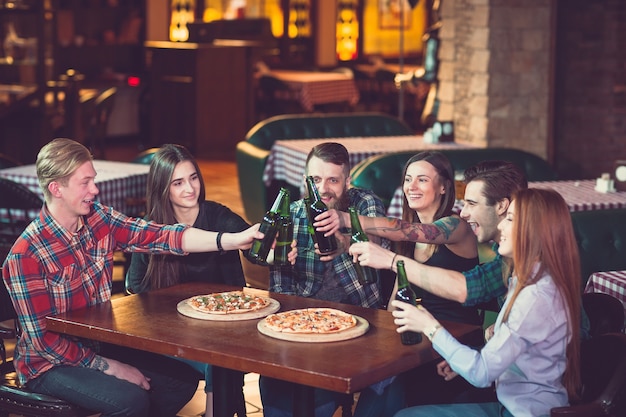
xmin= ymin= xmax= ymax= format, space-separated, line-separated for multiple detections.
xmin=585 ymin=270 xmax=626 ymax=331
xmin=270 ymin=70 xmax=360 ymax=111
xmin=263 ymin=136 xmax=476 ymax=194
xmin=387 ymin=179 xmax=626 ymax=218
xmin=0 ymin=160 xmax=149 ymax=215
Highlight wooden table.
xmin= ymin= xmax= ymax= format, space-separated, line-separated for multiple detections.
xmin=46 ymin=282 xmax=482 ymax=417
xmin=387 ymin=179 xmax=626 ymax=218
xmin=268 ymin=70 xmax=359 ymax=111
xmin=0 ymin=160 xmax=149 ymax=216
xmin=263 ymin=136 xmax=476 ymax=193
xmin=584 ymin=270 xmax=626 ymax=331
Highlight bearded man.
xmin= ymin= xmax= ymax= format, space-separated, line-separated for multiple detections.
xmin=261 ymin=142 xmax=387 ymax=417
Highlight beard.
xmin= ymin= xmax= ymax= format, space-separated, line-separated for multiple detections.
xmin=326 ymin=190 xmax=350 ymax=211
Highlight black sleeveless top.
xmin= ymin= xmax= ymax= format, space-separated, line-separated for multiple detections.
xmin=411 ymin=244 xmax=482 ymax=325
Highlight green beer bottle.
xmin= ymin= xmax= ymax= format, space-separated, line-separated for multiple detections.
xmin=305 ymin=176 xmax=337 ymax=253
xmin=395 ymin=260 xmax=422 ymax=345
xmin=349 ymin=207 xmax=376 ymax=284
xmin=274 ymin=189 xmax=292 ymax=266
xmin=249 ymin=188 xmax=289 ymax=265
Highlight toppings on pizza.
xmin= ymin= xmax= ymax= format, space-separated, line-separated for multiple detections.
xmin=263 ymin=308 xmax=357 ymax=334
xmin=187 ymin=291 xmax=271 ymax=314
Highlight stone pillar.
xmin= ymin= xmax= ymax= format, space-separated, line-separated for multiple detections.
xmin=438 ymin=0 xmax=552 ymax=159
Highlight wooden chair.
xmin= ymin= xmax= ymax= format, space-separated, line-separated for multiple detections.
xmin=551 ymin=332 xmax=626 ymax=417
xmin=83 ymin=87 xmax=117 ymax=158
xmin=1 ymin=268 xmax=93 ymax=417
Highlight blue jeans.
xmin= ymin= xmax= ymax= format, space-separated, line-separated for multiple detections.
xmin=394 ymin=402 xmax=513 ymax=417
xmin=27 ymin=344 xmax=199 ymax=417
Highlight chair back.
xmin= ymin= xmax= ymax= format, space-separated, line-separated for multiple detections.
xmin=82 ymin=87 xmax=117 ymax=157
xmin=551 ymin=333 xmax=626 ymax=416
xmin=582 ymin=293 xmax=625 ymax=337
xmin=0 ymin=153 xmax=20 ymax=169
xmin=0 ymin=177 xmax=42 ymax=245
xmin=132 ymin=147 xmax=161 ymax=165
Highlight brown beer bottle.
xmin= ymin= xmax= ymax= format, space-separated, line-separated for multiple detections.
xmin=305 ymin=176 xmax=337 ymax=253
xmin=249 ymin=188 xmax=289 ymax=265
xmin=349 ymin=207 xmax=376 ymax=284
xmin=395 ymin=260 xmax=422 ymax=345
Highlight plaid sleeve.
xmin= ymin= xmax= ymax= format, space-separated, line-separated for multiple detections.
xmin=462 ymin=255 xmax=507 ymax=307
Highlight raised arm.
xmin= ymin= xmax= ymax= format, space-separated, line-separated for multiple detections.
xmin=181 ymin=223 xmax=262 ymax=252
xmin=348 ymin=243 xmax=468 ymax=303
xmin=316 ymin=210 xmax=473 ymax=245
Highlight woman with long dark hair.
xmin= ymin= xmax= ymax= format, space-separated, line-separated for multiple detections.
xmin=127 ymin=144 xmax=252 ymax=417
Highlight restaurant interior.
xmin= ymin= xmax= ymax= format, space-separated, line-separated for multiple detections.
xmin=1 ymin=1 xmax=626 ymax=417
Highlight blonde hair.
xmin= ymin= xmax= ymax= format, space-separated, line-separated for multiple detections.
xmin=502 ymin=188 xmax=581 ymax=402
xmin=36 ymin=138 xmax=92 ymax=202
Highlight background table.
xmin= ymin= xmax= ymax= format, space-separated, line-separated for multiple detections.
xmin=268 ymin=70 xmax=359 ymax=111
xmin=46 ymin=282 xmax=482 ymax=417
xmin=0 ymin=160 xmax=149 ymax=215
xmin=584 ymin=270 xmax=626 ymax=331
xmin=387 ymin=179 xmax=626 ymax=218
xmin=263 ymin=136 xmax=475 ymax=193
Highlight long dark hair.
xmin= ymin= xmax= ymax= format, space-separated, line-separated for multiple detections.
xmin=397 ymin=151 xmax=455 ymax=257
xmin=143 ymin=144 xmax=206 ymax=290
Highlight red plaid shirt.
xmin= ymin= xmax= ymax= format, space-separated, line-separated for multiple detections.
xmin=2 ymin=202 xmax=187 ymax=385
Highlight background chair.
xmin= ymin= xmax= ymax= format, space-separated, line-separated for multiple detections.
xmin=0 ymin=154 xmax=20 ymax=169
xmin=1 ymin=268 xmax=93 ymax=417
xmin=0 ymin=178 xmax=43 ymax=263
xmin=82 ymin=87 xmax=117 ymax=158
xmin=551 ymin=332 xmax=626 ymax=417
xmin=582 ymin=292 xmax=624 ymax=337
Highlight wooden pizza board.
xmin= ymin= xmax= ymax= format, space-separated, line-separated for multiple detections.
xmin=257 ymin=315 xmax=369 ymax=343
xmin=177 ymin=297 xmax=280 ymax=321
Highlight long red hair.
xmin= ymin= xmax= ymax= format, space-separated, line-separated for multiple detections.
xmin=502 ymin=188 xmax=581 ymax=401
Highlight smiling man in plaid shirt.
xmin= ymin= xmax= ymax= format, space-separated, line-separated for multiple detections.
xmin=2 ymin=138 xmax=263 ymax=417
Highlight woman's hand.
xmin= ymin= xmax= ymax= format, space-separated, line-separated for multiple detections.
xmin=484 ymin=324 xmax=495 ymax=342
xmin=436 ymin=360 xmax=458 ymax=381
xmin=390 ymin=300 xmax=439 ymax=334
xmin=348 ymin=241 xmax=396 ymax=270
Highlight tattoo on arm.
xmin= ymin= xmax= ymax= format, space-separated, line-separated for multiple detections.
xmin=89 ymin=355 xmax=110 ymax=372
xmin=365 ymin=217 xmax=462 ymax=243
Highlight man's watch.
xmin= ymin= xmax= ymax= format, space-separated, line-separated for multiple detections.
xmin=424 ymin=323 xmax=442 ymax=342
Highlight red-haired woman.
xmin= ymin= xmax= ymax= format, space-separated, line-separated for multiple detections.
xmin=392 ymin=188 xmax=581 ymax=417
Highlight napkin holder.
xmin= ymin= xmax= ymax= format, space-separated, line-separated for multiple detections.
xmin=595 ymin=173 xmax=615 ymax=193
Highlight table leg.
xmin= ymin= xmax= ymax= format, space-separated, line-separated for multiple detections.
xmin=293 ymin=383 xmax=315 ymax=417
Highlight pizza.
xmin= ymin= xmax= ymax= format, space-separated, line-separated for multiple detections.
xmin=263 ymin=308 xmax=357 ymax=334
xmin=187 ymin=291 xmax=271 ymax=315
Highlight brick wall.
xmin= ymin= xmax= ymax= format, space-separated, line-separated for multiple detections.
xmin=438 ymin=0 xmax=626 ymax=179
xmin=554 ymin=0 xmax=626 ymax=179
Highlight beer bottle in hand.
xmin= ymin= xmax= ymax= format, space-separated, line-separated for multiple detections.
xmin=395 ymin=260 xmax=422 ymax=345
xmin=349 ymin=207 xmax=376 ymax=284
xmin=249 ymin=188 xmax=289 ymax=265
xmin=274 ymin=189 xmax=293 ymax=266
xmin=305 ymin=176 xmax=337 ymax=253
